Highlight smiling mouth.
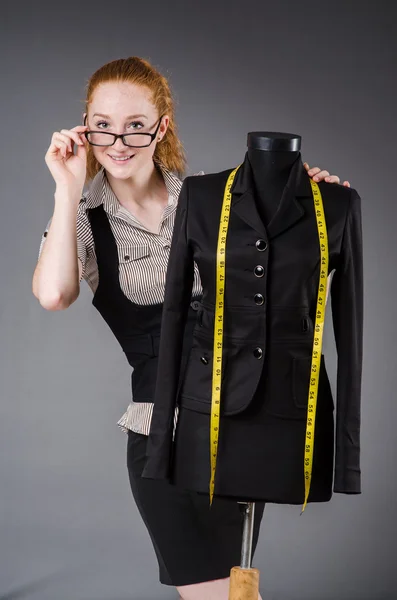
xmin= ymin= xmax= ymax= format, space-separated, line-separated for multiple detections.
xmin=108 ymin=154 xmax=135 ymax=162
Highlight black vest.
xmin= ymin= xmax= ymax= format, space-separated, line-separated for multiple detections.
xmin=87 ymin=204 xmax=201 ymax=402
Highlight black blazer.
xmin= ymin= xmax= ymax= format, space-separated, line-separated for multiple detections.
xmin=143 ymin=154 xmax=363 ymax=496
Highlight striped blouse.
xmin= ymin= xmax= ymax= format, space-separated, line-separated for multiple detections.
xmin=39 ymin=162 xmax=203 ymax=435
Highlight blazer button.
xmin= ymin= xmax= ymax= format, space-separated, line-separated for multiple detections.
xmin=253 ymin=347 xmax=263 ymax=359
xmin=191 ymin=300 xmax=201 ymax=310
xmin=255 ymin=239 xmax=268 ymax=251
xmin=254 ymin=293 xmax=264 ymax=305
xmin=254 ymin=265 xmax=264 ymax=278
xmin=200 ymin=356 xmax=209 ymax=365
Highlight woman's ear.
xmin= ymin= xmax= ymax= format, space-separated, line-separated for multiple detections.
xmin=159 ymin=115 xmax=170 ymax=140
xmin=83 ymin=113 xmax=87 ymax=126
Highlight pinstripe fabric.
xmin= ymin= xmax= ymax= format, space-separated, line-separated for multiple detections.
xmin=39 ymin=162 xmax=203 ymax=435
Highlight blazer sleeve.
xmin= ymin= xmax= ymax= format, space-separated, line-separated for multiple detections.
xmin=330 ymin=189 xmax=364 ymax=494
xmin=142 ymin=178 xmax=195 ymax=480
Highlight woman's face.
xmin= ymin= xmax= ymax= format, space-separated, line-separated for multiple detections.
xmin=86 ymin=81 xmax=169 ymax=180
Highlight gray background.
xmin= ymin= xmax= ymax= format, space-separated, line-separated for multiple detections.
xmin=1 ymin=1 xmax=396 ymax=598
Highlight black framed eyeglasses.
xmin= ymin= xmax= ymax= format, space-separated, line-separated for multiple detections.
xmin=84 ymin=115 xmax=163 ymax=148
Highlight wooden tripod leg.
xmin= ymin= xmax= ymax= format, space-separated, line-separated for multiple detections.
xmin=229 ymin=502 xmax=260 ymax=600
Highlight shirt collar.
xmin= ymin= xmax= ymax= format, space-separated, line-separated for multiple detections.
xmin=84 ymin=162 xmax=183 ymax=215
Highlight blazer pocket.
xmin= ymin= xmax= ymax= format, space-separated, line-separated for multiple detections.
xmin=178 ymin=343 xmax=264 ymax=416
xmin=263 ymin=350 xmax=313 ymax=420
xmin=291 ymin=353 xmax=334 ymax=415
xmin=179 ymin=346 xmax=227 ymax=409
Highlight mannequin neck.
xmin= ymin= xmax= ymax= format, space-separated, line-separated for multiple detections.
xmin=246 ymin=132 xmax=301 ymax=225
xmin=247 ymin=148 xmax=300 ymax=194
xmin=247 ymin=132 xmax=301 ymax=193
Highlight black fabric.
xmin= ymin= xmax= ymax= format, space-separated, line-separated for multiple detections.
xmin=87 ymin=204 xmax=200 ymax=402
xmin=86 ymin=205 xmax=265 ymax=586
xmin=143 ymin=154 xmax=363 ymax=502
xmin=127 ymin=430 xmax=265 ymax=586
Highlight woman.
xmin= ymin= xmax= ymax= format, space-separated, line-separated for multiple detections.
xmin=32 ymin=56 xmax=349 ymax=600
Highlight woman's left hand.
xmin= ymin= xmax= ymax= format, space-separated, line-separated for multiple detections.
xmin=304 ymin=163 xmax=350 ymax=187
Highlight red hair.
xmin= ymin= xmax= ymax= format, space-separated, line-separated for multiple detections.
xmin=84 ymin=57 xmax=186 ymax=180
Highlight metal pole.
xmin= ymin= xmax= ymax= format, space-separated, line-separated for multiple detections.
xmin=229 ymin=502 xmax=260 ymax=600
xmin=240 ymin=502 xmax=255 ymax=569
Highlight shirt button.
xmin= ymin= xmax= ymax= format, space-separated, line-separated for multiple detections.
xmin=124 ymin=255 xmax=130 ymax=261
xmin=255 ymin=239 xmax=268 ymax=251
xmin=254 ymin=293 xmax=265 ymax=306
xmin=254 ymin=265 xmax=264 ymax=278
xmin=253 ymin=347 xmax=263 ymax=359
xmin=200 ymin=356 xmax=209 ymax=365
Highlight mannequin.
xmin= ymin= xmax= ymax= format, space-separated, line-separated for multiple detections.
xmin=247 ymin=132 xmax=301 ymax=226
xmin=172 ymin=132 xmax=304 ymax=497
xmin=170 ymin=132 xmax=320 ymax=501
xmin=143 ymin=131 xmax=363 ymax=507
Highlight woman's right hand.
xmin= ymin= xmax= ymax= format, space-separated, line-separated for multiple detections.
xmin=45 ymin=125 xmax=88 ymax=196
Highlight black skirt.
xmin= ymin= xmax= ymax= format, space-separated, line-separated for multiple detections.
xmin=127 ymin=430 xmax=265 ymax=587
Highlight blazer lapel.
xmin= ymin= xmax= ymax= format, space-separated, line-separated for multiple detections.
xmin=231 ymin=153 xmax=313 ymax=241
xmin=231 ymin=156 xmax=267 ymax=237
xmin=266 ymin=158 xmax=310 ymax=240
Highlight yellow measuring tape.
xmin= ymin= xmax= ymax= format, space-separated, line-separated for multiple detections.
xmin=210 ymin=166 xmax=240 ymax=504
xmin=210 ymin=169 xmax=328 ymax=511
xmin=302 ymin=179 xmax=329 ymax=512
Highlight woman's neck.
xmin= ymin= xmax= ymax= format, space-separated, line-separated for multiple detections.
xmin=106 ymin=160 xmax=167 ymax=209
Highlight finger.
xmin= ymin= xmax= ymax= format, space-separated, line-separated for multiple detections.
xmin=307 ymin=167 xmax=321 ymax=178
xmin=343 ymin=181 xmax=351 ymax=187
xmin=54 ymin=131 xmax=78 ymax=152
xmin=80 ymin=131 xmax=89 ymax=145
xmin=48 ymin=138 xmax=69 ymax=154
xmin=303 ymin=162 xmax=310 ymax=171
xmin=54 ymin=141 xmax=70 ymax=159
xmin=312 ymin=170 xmax=330 ymax=182
xmin=46 ymin=139 xmax=69 ymax=160
xmin=70 ymin=125 xmax=88 ymax=132
xmin=71 ymin=125 xmax=89 ymax=142
xmin=60 ymin=128 xmax=84 ymax=146
xmin=324 ymin=175 xmax=340 ymax=184
xmin=53 ymin=132 xmax=74 ymax=153
xmin=75 ymin=139 xmax=87 ymax=159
